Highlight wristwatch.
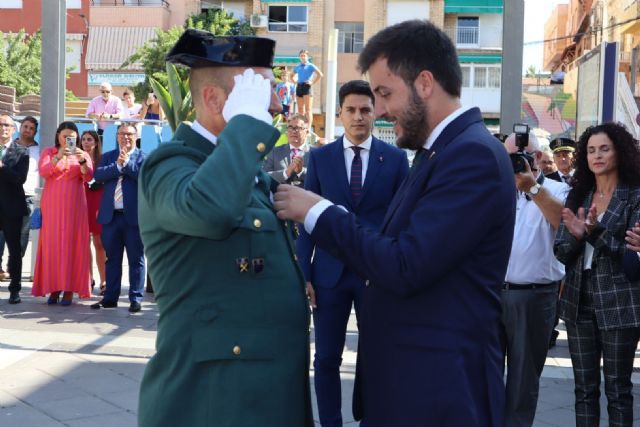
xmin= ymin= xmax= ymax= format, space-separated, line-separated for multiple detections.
xmin=526 ymin=183 xmax=541 ymax=198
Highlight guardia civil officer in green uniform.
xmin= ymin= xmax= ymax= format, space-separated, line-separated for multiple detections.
xmin=137 ymin=29 xmax=312 ymax=427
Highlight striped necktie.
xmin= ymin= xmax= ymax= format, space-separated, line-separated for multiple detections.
xmin=114 ymin=176 xmax=123 ymax=204
xmin=0 ymin=144 xmax=5 ymax=160
xmin=350 ymin=146 xmax=363 ymax=203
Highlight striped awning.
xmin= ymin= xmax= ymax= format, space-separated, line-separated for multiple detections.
xmin=85 ymin=26 xmax=157 ymax=71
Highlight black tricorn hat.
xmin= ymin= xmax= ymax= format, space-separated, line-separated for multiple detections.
xmin=550 ymin=137 xmax=576 ymax=153
xmin=166 ymin=29 xmax=275 ymax=68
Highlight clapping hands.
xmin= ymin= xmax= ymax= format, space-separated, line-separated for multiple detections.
xmin=561 ymin=204 xmax=598 ymax=240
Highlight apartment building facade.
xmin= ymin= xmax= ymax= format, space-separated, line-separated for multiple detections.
xmin=249 ymin=0 xmax=502 ymax=132
xmin=1 ymin=0 xmax=504 ymax=126
xmin=0 ymin=0 xmax=90 ymax=96
xmin=544 ymin=0 xmax=640 ymax=96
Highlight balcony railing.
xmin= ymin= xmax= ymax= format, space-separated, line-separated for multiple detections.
xmin=455 ymin=27 xmax=479 ymax=45
xmin=90 ymin=0 xmax=170 ymax=6
xmin=444 ymin=26 xmax=487 ymax=47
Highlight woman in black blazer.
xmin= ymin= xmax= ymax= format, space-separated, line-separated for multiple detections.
xmin=554 ymin=122 xmax=640 ymax=427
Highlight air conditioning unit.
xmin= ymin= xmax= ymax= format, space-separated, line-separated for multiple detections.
xmin=250 ymin=15 xmax=268 ymax=28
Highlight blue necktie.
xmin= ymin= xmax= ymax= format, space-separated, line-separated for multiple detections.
xmin=350 ymin=146 xmax=363 ymax=203
xmin=410 ymin=148 xmax=426 ymax=173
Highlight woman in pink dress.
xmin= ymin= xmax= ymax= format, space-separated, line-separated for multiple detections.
xmin=32 ymin=122 xmax=94 ymax=305
xmin=81 ymin=130 xmax=106 ymax=295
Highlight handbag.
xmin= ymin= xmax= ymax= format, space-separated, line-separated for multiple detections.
xmin=30 ymin=207 xmax=42 ymax=230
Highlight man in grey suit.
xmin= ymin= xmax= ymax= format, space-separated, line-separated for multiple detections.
xmin=263 ymin=113 xmax=311 ymax=187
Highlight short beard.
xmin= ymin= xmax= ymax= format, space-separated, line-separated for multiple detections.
xmin=395 ymin=87 xmax=429 ymax=151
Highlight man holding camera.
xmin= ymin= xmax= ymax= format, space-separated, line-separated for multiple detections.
xmin=502 ymin=128 xmax=569 ymax=427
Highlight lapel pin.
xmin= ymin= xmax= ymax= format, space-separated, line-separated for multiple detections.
xmin=429 ymin=151 xmax=436 ymax=159
xmin=379 ymin=155 xmax=383 ymax=162
xmin=236 ymin=257 xmax=249 ymax=273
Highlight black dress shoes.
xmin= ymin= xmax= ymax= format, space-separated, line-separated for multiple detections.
xmin=90 ymin=299 xmax=118 ymax=309
xmin=8 ymin=291 xmax=21 ymax=304
xmin=129 ymin=301 xmax=142 ymax=313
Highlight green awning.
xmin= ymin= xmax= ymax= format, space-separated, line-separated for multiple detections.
xmin=274 ymin=56 xmax=300 ymax=65
xmin=374 ymin=119 xmax=394 ymax=128
xmin=458 ymin=54 xmax=502 ymax=63
xmin=445 ymin=0 xmax=503 ymax=14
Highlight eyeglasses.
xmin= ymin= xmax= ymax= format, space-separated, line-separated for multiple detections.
xmin=117 ymin=132 xmax=136 ymax=137
xmin=101 ymin=90 xmax=111 ymax=93
xmin=287 ymin=126 xmax=307 ymax=132
xmin=0 ymin=123 xmax=13 ymax=127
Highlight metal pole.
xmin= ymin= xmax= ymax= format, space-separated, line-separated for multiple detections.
xmin=499 ymin=0 xmax=525 ymax=134
xmin=41 ymin=0 xmax=66 ymax=148
xmin=631 ymin=46 xmax=639 ymax=96
xmin=34 ymin=0 xmax=66 ymax=276
xmin=324 ymin=29 xmax=338 ymax=141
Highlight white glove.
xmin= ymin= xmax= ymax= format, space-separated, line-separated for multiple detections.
xmin=222 ymin=68 xmax=273 ymax=125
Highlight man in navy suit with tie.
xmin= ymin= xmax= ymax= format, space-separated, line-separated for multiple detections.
xmin=92 ymin=124 xmax=146 ymax=312
xmin=275 ymin=20 xmax=515 ymax=426
xmin=297 ymin=80 xmax=408 ymax=426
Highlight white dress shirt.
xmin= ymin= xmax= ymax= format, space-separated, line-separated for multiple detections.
xmin=191 ymin=120 xmax=218 ymax=146
xmin=22 ymin=143 xmax=40 ymax=197
xmin=504 ymin=177 xmax=570 ymax=284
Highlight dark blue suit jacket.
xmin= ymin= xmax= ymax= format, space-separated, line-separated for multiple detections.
xmin=0 ymin=143 xmax=29 ymax=219
xmin=311 ymin=108 xmax=515 ymax=426
xmin=94 ymin=148 xmax=145 ymax=227
xmin=297 ymin=136 xmax=408 ymax=288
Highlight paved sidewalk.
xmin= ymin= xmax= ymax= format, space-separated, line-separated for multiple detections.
xmin=1 ymin=250 xmax=640 ymax=425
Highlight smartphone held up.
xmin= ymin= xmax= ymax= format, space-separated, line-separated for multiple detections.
xmin=66 ymin=136 xmax=77 ymax=154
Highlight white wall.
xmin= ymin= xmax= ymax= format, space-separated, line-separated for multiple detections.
xmin=223 ymin=1 xmax=247 ymax=20
xmin=461 ymin=86 xmax=501 ymax=113
xmin=65 ymin=39 xmax=82 ymax=74
xmin=479 ymin=14 xmax=502 ymax=49
xmin=460 ymin=63 xmax=501 ymax=114
xmin=386 ymin=0 xmax=430 ymax=26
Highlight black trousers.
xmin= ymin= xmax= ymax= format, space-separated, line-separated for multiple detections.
xmin=0 ymin=215 xmax=23 ymax=292
xmin=566 ymin=272 xmax=640 ymax=427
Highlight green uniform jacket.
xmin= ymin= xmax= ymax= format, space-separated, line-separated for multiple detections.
xmin=137 ymin=116 xmax=312 ymax=427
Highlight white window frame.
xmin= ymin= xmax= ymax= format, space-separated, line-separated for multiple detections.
xmin=467 ymin=64 xmax=501 ymax=89
xmin=461 ymin=65 xmax=471 ymax=88
xmin=336 ymin=22 xmax=364 ymax=54
xmin=268 ymin=5 xmax=308 ymax=33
